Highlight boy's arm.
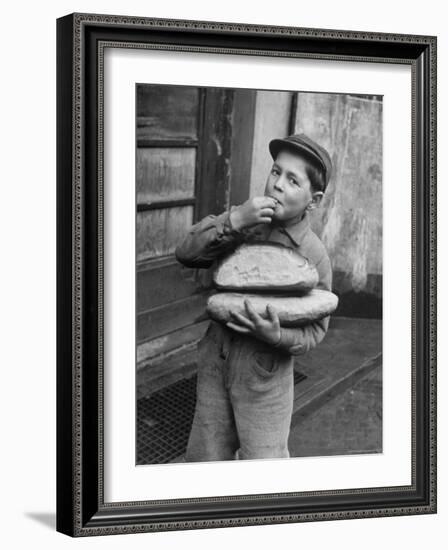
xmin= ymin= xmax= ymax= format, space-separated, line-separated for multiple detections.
xmin=272 ymin=254 xmax=333 ymax=356
xmin=175 ymin=196 xmax=277 ymax=268
xmin=272 ymin=315 xmax=330 ymax=356
xmin=175 ymin=206 xmax=243 ymax=268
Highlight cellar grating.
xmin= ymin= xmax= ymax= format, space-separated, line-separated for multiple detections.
xmin=137 ymin=370 xmax=307 ymax=464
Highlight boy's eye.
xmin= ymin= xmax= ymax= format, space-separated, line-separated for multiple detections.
xmin=289 ymin=178 xmax=299 ymax=186
xmin=271 ymin=168 xmax=280 ymax=175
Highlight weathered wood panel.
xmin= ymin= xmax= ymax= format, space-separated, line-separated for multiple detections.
xmin=135 ymin=86 xmax=234 ymax=367
xmin=136 ymin=205 xmax=194 ymax=261
xmin=137 ymin=294 xmax=210 ymax=343
xmin=137 ymin=148 xmax=196 ymax=204
xmin=229 ymin=89 xmax=257 ymax=207
xmin=136 ymin=84 xmax=199 ymax=141
xmin=137 ymin=320 xmax=209 ymax=366
xmin=197 ymin=88 xmax=234 ymax=219
xmin=137 ymin=259 xmax=203 ymax=312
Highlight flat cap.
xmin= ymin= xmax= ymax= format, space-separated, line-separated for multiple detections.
xmin=269 ymin=133 xmax=332 ymax=191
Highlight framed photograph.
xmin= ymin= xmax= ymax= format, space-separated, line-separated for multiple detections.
xmin=56 ymin=13 xmax=437 ymax=536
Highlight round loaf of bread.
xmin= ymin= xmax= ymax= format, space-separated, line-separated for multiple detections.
xmin=213 ymin=243 xmax=318 ymax=293
xmin=207 ymin=290 xmax=338 ymax=327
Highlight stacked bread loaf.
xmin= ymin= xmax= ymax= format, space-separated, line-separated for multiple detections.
xmin=206 ymin=243 xmax=338 ymax=327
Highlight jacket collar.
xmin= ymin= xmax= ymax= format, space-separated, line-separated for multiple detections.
xmin=245 ymin=211 xmax=311 ymax=248
xmin=271 ymin=211 xmax=311 ymax=248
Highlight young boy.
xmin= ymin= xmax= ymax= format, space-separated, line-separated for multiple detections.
xmin=175 ymin=133 xmax=333 ymax=462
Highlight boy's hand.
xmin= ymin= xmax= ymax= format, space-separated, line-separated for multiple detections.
xmin=229 ymin=197 xmax=277 ymax=231
xmin=226 ymin=299 xmax=281 ymax=346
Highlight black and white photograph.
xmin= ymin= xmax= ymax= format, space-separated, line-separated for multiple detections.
xmin=135 ymin=83 xmax=383 ymax=465
xmin=53 ymin=8 xmax=436 ymax=539
xmin=1 ymin=0 xmax=443 ymax=544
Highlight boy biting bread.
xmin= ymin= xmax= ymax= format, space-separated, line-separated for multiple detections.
xmin=175 ymin=133 xmax=333 ymax=462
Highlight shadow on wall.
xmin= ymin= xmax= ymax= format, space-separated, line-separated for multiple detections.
xmin=332 ymin=277 xmax=382 ymax=319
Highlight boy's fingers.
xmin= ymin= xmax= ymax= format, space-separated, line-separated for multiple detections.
xmin=244 ymin=299 xmax=261 ymax=323
xmin=226 ymin=322 xmax=251 ymax=334
xmin=261 ymin=196 xmax=277 ymax=207
xmin=230 ymin=311 xmax=255 ymax=329
xmin=266 ymin=304 xmax=279 ymax=323
xmin=260 ymin=208 xmax=274 ymax=217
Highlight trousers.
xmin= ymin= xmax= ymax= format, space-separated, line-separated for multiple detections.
xmin=185 ymin=321 xmax=295 ymax=462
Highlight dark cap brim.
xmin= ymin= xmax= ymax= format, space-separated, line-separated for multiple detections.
xmin=269 ymin=138 xmax=328 ymax=176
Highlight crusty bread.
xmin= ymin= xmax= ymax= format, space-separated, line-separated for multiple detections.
xmin=207 ymin=290 xmax=338 ymax=327
xmin=213 ymin=243 xmax=319 ymax=293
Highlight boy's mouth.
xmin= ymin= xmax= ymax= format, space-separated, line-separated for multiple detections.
xmin=267 ymin=195 xmax=281 ymax=205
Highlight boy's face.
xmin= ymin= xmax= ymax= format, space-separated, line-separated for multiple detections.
xmin=264 ymin=150 xmax=323 ymax=224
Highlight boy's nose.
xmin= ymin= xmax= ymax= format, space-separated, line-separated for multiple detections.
xmin=273 ymin=176 xmax=285 ymax=191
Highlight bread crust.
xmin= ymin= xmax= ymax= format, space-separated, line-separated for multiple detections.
xmin=207 ymin=290 xmax=339 ymax=327
xmin=213 ymin=243 xmax=319 ymax=294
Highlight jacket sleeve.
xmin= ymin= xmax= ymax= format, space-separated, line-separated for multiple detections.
xmin=175 ymin=206 xmax=244 ymax=268
xmin=271 ymin=253 xmax=333 ymax=356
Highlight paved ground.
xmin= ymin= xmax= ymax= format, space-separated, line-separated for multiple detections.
xmin=288 ymin=316 xmax=382 ymax=457
xmin=288 ymin=366 xmax=382 ymax=457
xmin=138 ymin=316 xmax=383 ymax=463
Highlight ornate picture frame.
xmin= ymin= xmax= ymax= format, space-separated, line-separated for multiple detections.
xmin=56 ymin=13 xmax=437 ymax=536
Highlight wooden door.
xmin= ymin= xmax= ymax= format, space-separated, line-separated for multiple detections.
xmin=136 ymin=84 xmax=234 ymax=370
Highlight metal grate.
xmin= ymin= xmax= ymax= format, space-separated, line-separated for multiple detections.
xmin=137 ymin=374 xmax=198 ymax=465
xmin=137 ymin=369 xmax=307 ymax=465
